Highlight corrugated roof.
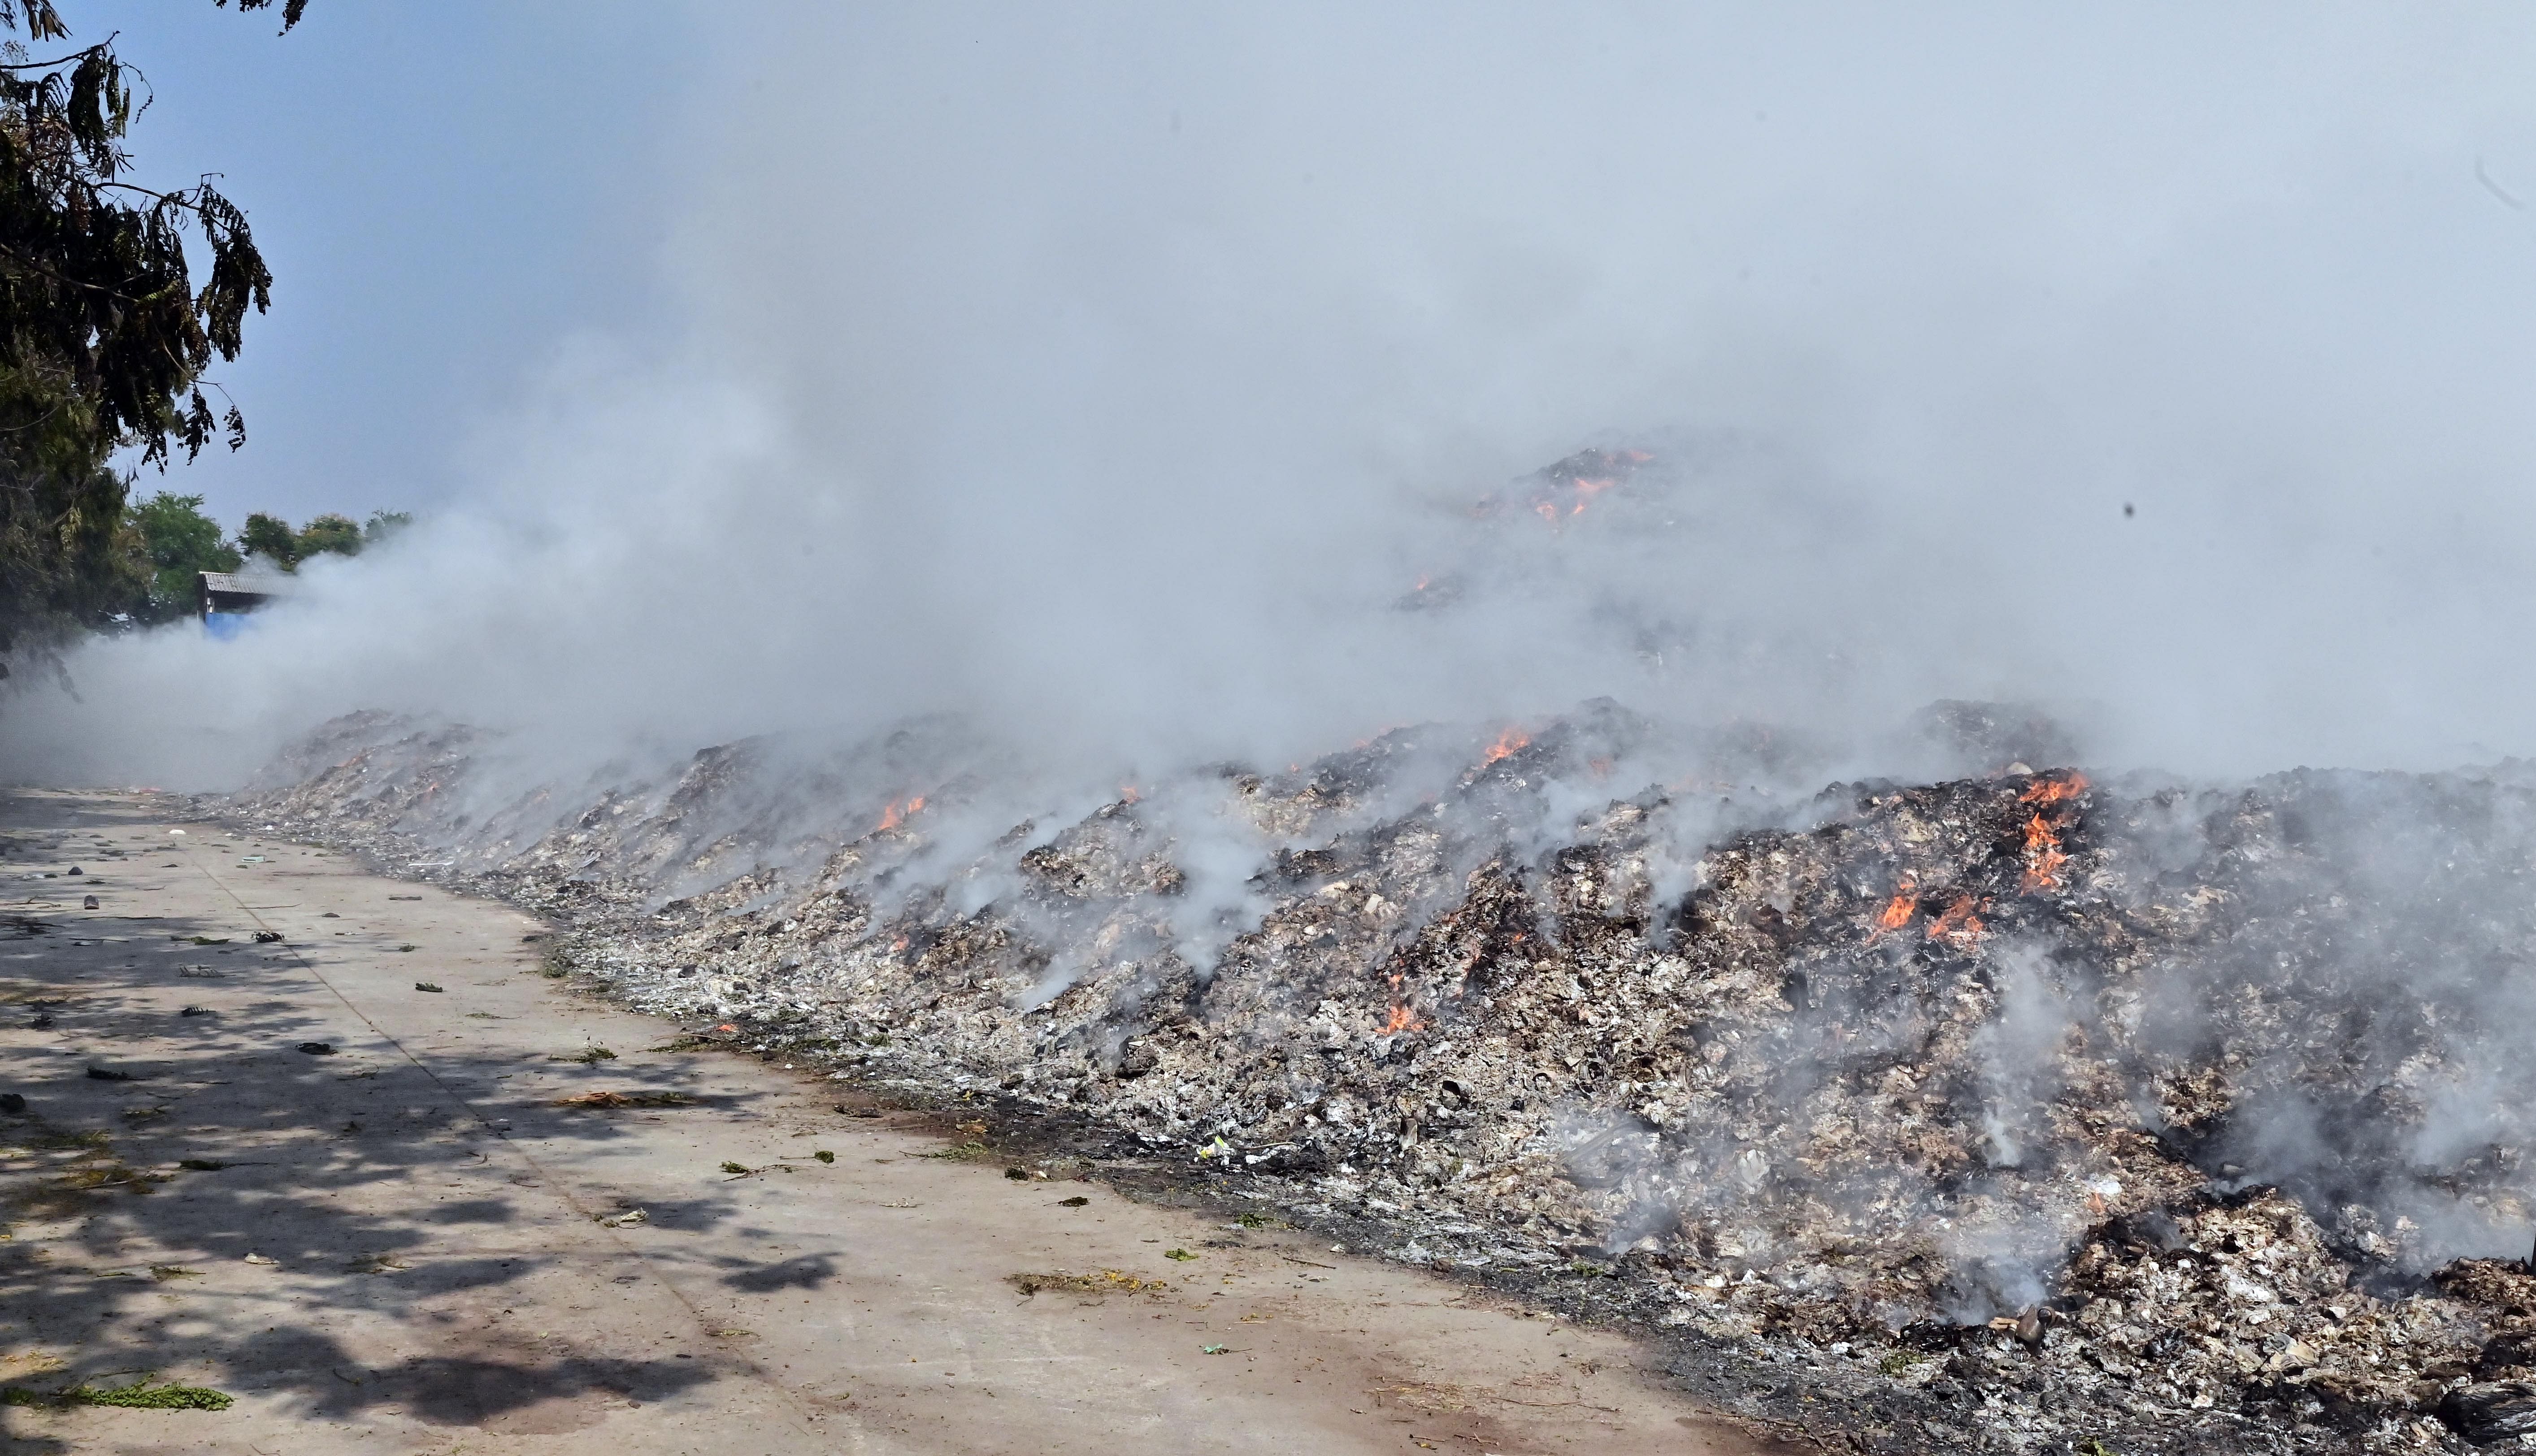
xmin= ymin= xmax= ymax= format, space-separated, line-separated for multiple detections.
xmin=200 ymin=571 xmax=300 ymax=596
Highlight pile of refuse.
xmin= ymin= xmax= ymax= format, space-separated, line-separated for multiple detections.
xmin=224 ymin=704 xmax=2536 ymax=1452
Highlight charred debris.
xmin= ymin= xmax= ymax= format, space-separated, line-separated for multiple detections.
xmin=215 ymin=701 xmax=2536 ymax=1453
xmin=206 ymin=445 xmax=2536 ymax=1453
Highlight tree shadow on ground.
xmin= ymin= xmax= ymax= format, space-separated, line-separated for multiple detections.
xmin=0 ymin=799 xmax=787 ymax=1449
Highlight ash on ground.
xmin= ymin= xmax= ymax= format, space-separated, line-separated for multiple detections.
xmin=217 ymin=703 xmax=2536 ymax=1454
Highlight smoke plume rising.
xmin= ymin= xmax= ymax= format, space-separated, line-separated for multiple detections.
xmin=10 ymin=5 xmax=2536 ymax=790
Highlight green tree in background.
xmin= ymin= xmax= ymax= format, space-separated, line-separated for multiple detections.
xmin=0 ymin=0 xmax=306 ymax=675
xmin=128 ymin=492 xmax=239 ymax=620
xmin=362 ymin=510 xmax=412 ymax=547
xmin=236 ymin=511 xmax=297 ymax=570
xmin=294 ymin=512 xmax=360 ymax=560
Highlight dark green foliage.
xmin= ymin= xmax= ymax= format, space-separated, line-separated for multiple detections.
xmin=0 ymin=0 xmax=307 ymax=674
xmin=361 ymin=508 xmax=411 ymax=546
xmin=130 ymin=490 xmax=239 ymax=618
xmin=230 ymin=508 xmax=410 ymax=574
xmin=236 ymin=510 xmax=296 ymax=569
xmin=294 ymin=511 xmax=360 ymax=559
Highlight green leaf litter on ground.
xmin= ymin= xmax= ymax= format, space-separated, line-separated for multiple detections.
xmin=4 ymin=1379 xmax=234 ymax=1410
xmin=1163 ymin=1248 xmax=1197 ymax=1261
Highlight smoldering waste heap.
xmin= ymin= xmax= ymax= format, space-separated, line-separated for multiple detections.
xmin=224 ymin=705 xmax=2536 ymax=1453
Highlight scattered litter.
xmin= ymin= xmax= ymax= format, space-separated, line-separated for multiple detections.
xmin=1059 ymin=1196 xmax=1090 ymax=1208
xmin=238 ymin=857 xmax=264 ymax=866
xmin=79 ymin=896 xmax=96 ymax=910
xmin=708 ymin=1327 xmax=756 ymax=1339
xmin=549 ymin=1045 xmax=617 ymax=1065
xmin=393 ymin=944 xmax=417 ymax=953
xmin=1009 ymin=1270 xmax=1170 ymax=1297
xmin=186 ymin=937 xmax=227 ymax=946
xmin=413 ymin=981 xmax=442 ymax=992
xmin=178 ymin=1158 xmax=226 ymax=1170
xmin=1003 ymin=1166 xmax=1029 ymax=1180
xmin=295 ymin=1042 xmax=335 ymax=1055
xmin=1164 ymin=1248 xmax=1198 ymax=1261
xmin=179 ymin=1005 xmax=210 ymax=1017
xmin=720 ymin=1160 xmax=756 ymax=1176
xmin=84 ymin=1066 xmax=131 ymax=1082
xmin=166 ymin=830 xmax=184 ymax=836
xmin=597 ymin=1208 xmax=648 ymax=1228
xmin=252 ymin=931 xmax=281 ymax=943
xmin=814 ymin=1149 xmax=834 ymax=1163
xmin=150 ymin=1265 xmax=203 ymax=1281
xmin=388 ymin=894 xmax=421 ymax=901
xmin=242 ymin=1252 xmax=278 ymax=1266
xmin=552 ymin=1090 xmax=694 ymax=1109
xmin=320 ymin=911 xmax=338 ymax=918
xmin=63 ymin=867 xmax=80 ymax=876
xmin=119 ymin=1105 xmax=166 ymax=1122
xmin=176 ymin=966 xmax=223 ymax=978
xmin=346 ymin=1252 xmax=411 ymax=1274
xmin=1202 ymin=1344 xmax=1229 ymax=1355
xmin=879 ymin=1198 xmax=921 ymax=1208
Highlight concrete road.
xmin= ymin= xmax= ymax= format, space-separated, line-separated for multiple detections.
xmin=0 ymin=789 xmax=1775 ymax=1455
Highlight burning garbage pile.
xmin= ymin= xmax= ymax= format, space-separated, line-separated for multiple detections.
xmin=219 ymin=700 xmax=2536 ymax=1452
xmin=193 ymin=451 xmax=2536 ymax=1451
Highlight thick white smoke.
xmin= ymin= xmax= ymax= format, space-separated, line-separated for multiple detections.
xmin=12 ymin=4 xmax=2536 ymax=789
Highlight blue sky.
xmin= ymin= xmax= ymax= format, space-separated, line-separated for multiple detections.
xmin=60 ymin=0 xmax=690 ymax=528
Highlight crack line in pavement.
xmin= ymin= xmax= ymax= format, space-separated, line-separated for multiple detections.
xmin=170 ymin=835 xmax=851 ymax=1449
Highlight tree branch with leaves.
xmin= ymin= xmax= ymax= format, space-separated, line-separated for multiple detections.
xmin=0 ymin=0 xmax=303 ymax=673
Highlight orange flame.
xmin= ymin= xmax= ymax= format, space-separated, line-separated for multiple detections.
xmin=877 ymin=795 xmax=927 ymax=832
xmin=1482 ymin=727 xmax=1531 ymax=765
xmin=1380 ymin=971 xmax=1424 ymax=1036
xmin=1534 ymin=500 xmax=1558 ymax=524
xmin=2020 ymin=811 xmax=2069 ymax=892
xmin=2020 ymin=771 xmax=2089 ymax=806
xmin=1875 ymin=892 xmax=1915 ymax=934
xmin=1926 ymin=894 xmax=1985 ymax=944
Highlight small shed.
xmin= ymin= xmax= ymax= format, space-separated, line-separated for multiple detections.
xmin=198 ymin=570 xmax=298 ymax=638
